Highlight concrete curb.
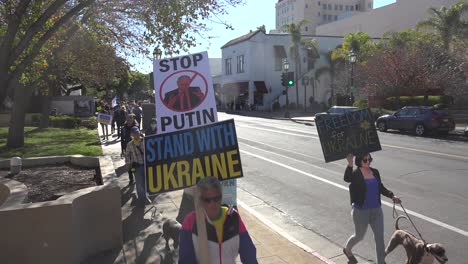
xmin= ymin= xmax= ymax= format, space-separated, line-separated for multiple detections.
xmin=238 ymin=200 xmax=337 ymax=264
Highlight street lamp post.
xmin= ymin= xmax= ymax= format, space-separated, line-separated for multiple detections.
xmin=310 ymin=76 xmax=316 ymax=107
xmin=283 ymin=59 xmax=290 ymax=117
xmin=348 ymin=49 xmax=357 ymax=106
xmin=153 ymin=46 xmax=162 ymax=60
xmin=302 ymin=76 xmax=309 ymax=112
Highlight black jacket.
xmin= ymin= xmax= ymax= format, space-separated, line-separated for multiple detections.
xmin=344 ymin=166 xmax=394 ymax=207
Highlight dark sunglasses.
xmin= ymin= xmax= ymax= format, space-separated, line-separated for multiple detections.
xmin=363 ymin=157 xmax=373 ymax=163
xmin=201 ymin=195 xmax=222 ymax=204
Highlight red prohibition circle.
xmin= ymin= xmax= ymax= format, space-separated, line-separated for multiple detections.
xmin=159 ymin=70 xmax=208 ymax=112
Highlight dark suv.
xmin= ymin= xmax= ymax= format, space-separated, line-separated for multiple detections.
xmin=376 ymin=106 xmax=455 ymax=136
xmin=314 ymin=106 xmax=359 ymax=121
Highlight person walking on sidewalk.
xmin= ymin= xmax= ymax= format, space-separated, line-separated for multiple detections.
xmin=125 ymin=126 xmax=148 ymax=207
xmin=98 ymin=106 xmax=110 ymax=140
xmin=133 ymin=102 xmax=143 ymax=125
xmin=145 ymin=118 xmax=157 ymax=136
xmin=121 ymin=115 xmax=139 ymax=183
xmin=343 ymin=153 xmax=401 ymax=264
xmin=114 ymin=105 xmax=126 ymax=138
xmin=179 ymin=177 xmax=257 ymax=264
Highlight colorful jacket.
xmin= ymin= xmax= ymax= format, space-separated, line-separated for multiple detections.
xmin=179 ymin=207 xmax=257 ymax=264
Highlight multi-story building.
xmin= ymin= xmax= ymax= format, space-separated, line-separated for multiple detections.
xmin=216 ymin=29 xmax=343 ymax=111
xmin=275 ymin=0 xmax=373 ymax=34
xmin=316 ymin=0 xmax=463 ymax=37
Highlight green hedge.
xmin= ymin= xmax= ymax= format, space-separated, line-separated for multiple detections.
xmin=28 ymin=115 xmax=98 ymax=129
xmin=383 ymin=96 xmax=451 ymax=110
xmin=49 ymin=116 xmax=82 ymax=129
xmin=353 ymin=99 xmax=369 ymax=109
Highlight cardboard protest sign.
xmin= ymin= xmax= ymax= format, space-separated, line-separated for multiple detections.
xmin=144 ymin=119 xmax=242 ymax=195
xmin=315 ymin=109 xmax=381 ymax=163
xmin=152 ymin=51 xmax=218 ymax=134
xmin=97 ymin=113 xmax=112 ymax=125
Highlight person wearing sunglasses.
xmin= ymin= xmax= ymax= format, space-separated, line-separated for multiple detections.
xmin=342 ymin=153 xmax=401 ymax=264
xmin=179 ymin=176 xmax=257 ymax=264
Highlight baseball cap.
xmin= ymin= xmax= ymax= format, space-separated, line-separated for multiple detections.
xmin=130 ymin=126 xmax=140 ymax=134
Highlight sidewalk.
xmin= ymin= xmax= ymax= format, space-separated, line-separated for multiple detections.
xmin=84 ymin=126 xmax=331 ymax=264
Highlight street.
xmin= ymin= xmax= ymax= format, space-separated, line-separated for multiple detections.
xmin=219 ymin=112 xmax=468 ymax=264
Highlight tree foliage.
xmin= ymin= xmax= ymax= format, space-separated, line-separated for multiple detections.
xmin=1 ymin=0 xmax=244 ymax=147
xmin=359 ymin=31 xmax=465 ymax=98
xmin=417 ymin=1 xmax=468 ymax=49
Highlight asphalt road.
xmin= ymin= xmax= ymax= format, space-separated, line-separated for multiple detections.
xmin=219 ymin=112 xmax=468 ymax=264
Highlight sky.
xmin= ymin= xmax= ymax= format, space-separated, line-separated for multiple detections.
xmin=129 ymin=0 xmax=396 ymax=73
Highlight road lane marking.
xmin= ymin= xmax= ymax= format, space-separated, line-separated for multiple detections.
xmin=240 ymin=149 xmax=468 ymax=238
xmin=237 ymin=124 xmax=468 ymax=161
xmin=237 ymin=124 xmax=318 ymax=138
xmin=239 ymin=142 xmax=343 ymax=176
xmin=238 ymin=136 xmax=344 ymax=167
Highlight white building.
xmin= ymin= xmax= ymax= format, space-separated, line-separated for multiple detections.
xmin=217 ymin=29 xmax=343 ymax=111
xmin=276 ymin=0 xmax=373 ymax=34
xmin=316 ymin=0 xmax=463 ymax=37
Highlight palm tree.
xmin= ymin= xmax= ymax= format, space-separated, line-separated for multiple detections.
xmin=282 ymin=20 xmax=308 ymax=108
xmin=315 ymin=48 xmax=344 ymax=105
xmin=417 ymin=2 xmax=468 ymax=50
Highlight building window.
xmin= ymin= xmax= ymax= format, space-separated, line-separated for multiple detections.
xmin=237 ymin=55 xmax=244 ymax=73
xmin=322 ymin=14 xmax=326 ymax=21
xmin=318 ymin=11 xmax=320 ymax=16
xmin=345 ymin=5 xmax=349 ymax=11
xmin=340 ymin=4 xmax=343 ymax=10
xmin=327 ymin=14 xmax=332 ymax=21
xmin=335 ymin=4 xmax=338 ymax=10
xmin=305 ymin=4 xmax=308 ymax=8
xmin=327 ymin=4 xmax=332 ymax=10
xmin=322 ymin=4 xmax=326 ymax=9
xmin=318 ymin=1 xmax=320 ymax=6
xmin=225 ymin=58 xmax=232 ymax=75
xmin=305 ymin=26 xmax=308 ymax=31
xmin=350 ymin=5 xmax=354 ymax=11
xmin=368 ymin=3 xmax=372 ymax=9
xmin=335 ymin=15 xmax=338 ymax=20
xmin=356 ymin=4 xmax=359 ymax=10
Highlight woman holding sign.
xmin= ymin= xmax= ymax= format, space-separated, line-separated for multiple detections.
xmin=343 ymin=153 xmax=401 ymax=264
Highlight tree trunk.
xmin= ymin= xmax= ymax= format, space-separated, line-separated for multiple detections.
xmin=7 ymin=84 xmax=30 ymax=148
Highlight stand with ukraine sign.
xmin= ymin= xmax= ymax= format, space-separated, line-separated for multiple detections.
xmin=146 ymin=51 xmax=243 ymax=262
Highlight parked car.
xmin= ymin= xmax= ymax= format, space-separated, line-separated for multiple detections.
xmin=376 ymin=106 xmax=455 ymax=136
xmin=314 ymin=106 xmax=359 ymax=121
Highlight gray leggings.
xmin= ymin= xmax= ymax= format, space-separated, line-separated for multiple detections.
xmin=345 ymin=207 xmax=385 ymax=264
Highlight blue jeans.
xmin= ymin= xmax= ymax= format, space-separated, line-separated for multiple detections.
xmin=134 ymin=166 xmax=147 ymax=206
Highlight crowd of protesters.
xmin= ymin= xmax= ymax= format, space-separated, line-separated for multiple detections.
xmin=96 ymin=98 xmax=155 ymax=207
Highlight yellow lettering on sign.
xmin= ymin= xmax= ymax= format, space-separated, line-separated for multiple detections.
xmin=227 ymin=149 xmax=241 ymax=178
xmin=191 ymin=158 xmax=205 ymax=184
xmin=212 ymin=153 xmax=227 ymax=179
xmin=204 ymin=156 xmax=212 ymax=176
xmin=147 ymin=166 xmax=162 ymax=193
xmin=163 ymin=163 xmax=178 ymax=190
xmin=177 ymin=160 xmax=191 ymax=187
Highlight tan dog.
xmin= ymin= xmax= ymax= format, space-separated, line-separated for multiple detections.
xmin=385 ymin=216 xmax=448 ymax=264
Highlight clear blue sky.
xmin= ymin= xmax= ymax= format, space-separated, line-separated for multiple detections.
xmin=130 ymin=0 xmax=396 ymax=73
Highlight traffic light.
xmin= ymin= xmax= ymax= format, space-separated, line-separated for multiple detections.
xmin=281 ymin=73 xmax=287 ymax=86
xmin=287 ymin=72 xmax=294 ymax=86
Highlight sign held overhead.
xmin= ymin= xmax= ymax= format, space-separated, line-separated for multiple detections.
xmin=315 ymin=108 xmax=382 ymax=163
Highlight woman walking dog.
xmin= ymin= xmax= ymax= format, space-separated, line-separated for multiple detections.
xmin=343 ymin=153 xmax=401 ymax=264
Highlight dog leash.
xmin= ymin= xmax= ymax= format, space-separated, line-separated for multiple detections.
xmin=393 ymin=202 xmax=426 ymax=244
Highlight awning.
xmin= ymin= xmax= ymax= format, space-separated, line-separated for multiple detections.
xmin=273 ymin=45 xmax=287 ymax=58
xmin=254 ymin=81 xmax=268 ymax=93
xmin=221 ymin=82 xmax=249 ymax=96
